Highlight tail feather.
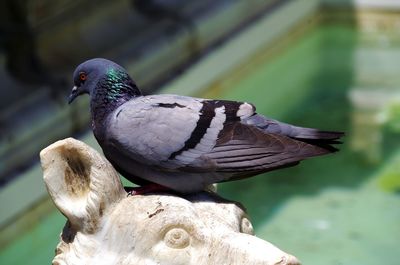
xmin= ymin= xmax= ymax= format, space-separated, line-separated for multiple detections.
xmin=290 ymin=126 xmax=344 ymax=152
xmin=296 ymin=137 xmax=343 ymax=152
xmin=290 ymin=127 xmax=344 ymax=140
xmin=244 ymin=114 xmax=344 ymax=153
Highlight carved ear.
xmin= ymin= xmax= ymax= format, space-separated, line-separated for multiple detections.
xmin=40 ymin=138 xmax=125 ymax=233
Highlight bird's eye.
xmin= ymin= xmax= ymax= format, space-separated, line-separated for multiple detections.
xmin=79 ymin=72 xmax=87 ymax=82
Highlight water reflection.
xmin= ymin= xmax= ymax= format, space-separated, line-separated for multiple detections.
xmin=349 ymin=89 xmax=400 ymax=163
xmin=349 ymin=14 xmax=400 ymax=163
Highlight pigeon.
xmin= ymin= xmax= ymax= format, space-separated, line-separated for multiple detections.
xmin=68 ymin=58 xmax=344 ymax=193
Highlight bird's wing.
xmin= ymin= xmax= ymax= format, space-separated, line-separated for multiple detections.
xmin=201 ymin=122 xmax=329 ymax=178
xmin=106 ymin=95 xmax=246 ymax=168
xmin=107 ymin=95 xmax=341 ymax=175
xmin=176 ymin=104 xmax=342 ymax=178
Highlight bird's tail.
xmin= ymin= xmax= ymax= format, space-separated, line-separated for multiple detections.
xmin=245 ymin=114 xmax=344 ymax=153
xmin=289 ymin=127 xmax=344 ymax=152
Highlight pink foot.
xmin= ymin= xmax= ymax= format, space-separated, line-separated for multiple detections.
xmin=126 ymin=183 xmax=172 ymax=196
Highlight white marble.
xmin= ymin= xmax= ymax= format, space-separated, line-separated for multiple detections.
xmin=40 ymin=138 xmax=300 ymax=265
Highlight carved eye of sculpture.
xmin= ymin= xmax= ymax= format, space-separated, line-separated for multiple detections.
xmin=240 ymin=217 xmax=254 ymax=235
xmin=164 ymin=227 xmax=191 ymax=249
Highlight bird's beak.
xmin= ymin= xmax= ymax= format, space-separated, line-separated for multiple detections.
xmin=68 ymin=86 xmax=79 ymax=104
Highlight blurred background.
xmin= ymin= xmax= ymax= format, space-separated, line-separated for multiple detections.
xmin=1 ymin=0 xmax=399 ymax=264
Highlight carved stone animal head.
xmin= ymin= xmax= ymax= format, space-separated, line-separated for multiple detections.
xmin=40 ymin=138 xmax=300 ymax=265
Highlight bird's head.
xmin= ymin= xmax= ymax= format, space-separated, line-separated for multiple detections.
xmin=68 ymin=58 xmax=140 ymax=104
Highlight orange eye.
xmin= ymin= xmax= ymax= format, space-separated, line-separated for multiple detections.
xmin=79 ymin=72 xmax=87 ymax=81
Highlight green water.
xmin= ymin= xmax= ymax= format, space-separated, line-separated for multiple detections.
xmin=0 ymin=211 xmax=64 ymax=264
xmin=1 ymin=23 xmax=400 ymax=265
xmin=217 ymin=24 xmax=400 ymax=264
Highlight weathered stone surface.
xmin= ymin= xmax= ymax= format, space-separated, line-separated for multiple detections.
xmin=40 ymin=138 xmax=300 ymax=265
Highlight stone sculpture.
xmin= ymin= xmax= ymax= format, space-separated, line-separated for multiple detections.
xmin=40 ymin=138 xmax=300 ymax=265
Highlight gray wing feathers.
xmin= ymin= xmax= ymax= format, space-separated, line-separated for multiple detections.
xmin=244 ymin=114 xmax=344 ymax=140
xmin=107 ymin=96 xmax=342 ymax=181
xmin=107 ymin=95 xmax=204 ymax=166
xmin=203 ymin=121 xmax=331 ymax=175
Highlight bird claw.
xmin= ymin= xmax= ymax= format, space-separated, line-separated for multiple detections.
xmin=125 ymin=184 xmax=171 ymax=196
xmin=126 ymin=190 xmax=137 ymax=196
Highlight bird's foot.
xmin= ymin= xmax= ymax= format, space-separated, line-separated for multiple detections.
xmin=125 ymin=183 xmax=172 ymax=196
